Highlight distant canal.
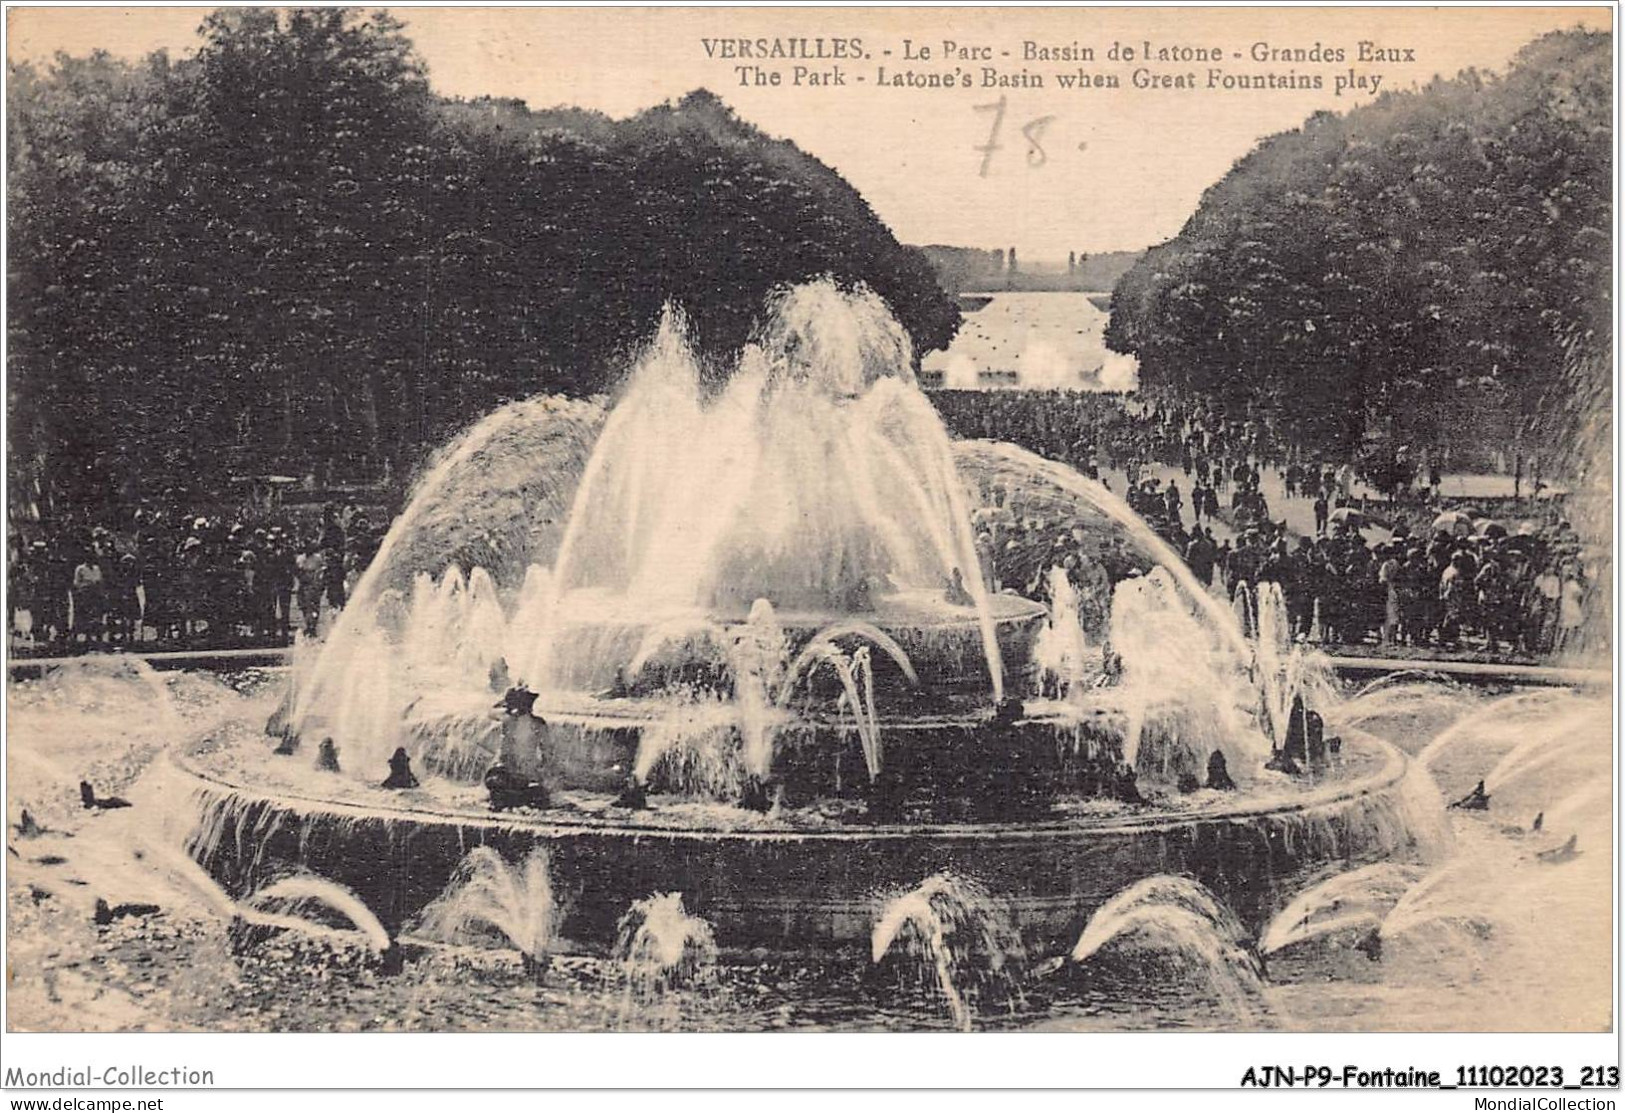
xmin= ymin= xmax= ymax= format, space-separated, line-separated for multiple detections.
xmin=922 ymin=292 xmax=1139 ymax=392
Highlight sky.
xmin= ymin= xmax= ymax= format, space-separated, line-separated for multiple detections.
xmin=7 ymin=5 xmax=1612 ymax=257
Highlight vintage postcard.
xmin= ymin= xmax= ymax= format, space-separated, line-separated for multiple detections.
xmin=2 ymin=1 xmax=1616 ymax=1091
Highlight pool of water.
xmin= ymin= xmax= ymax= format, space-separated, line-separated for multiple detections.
xmin=922 ymin=292 xmax=1138 ymax=391
xmin=5 ymin=662 xmax=1611 ymax=1033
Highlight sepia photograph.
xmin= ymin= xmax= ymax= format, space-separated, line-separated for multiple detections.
xmin=0 ymin=0 xmax=1616 ymax=1083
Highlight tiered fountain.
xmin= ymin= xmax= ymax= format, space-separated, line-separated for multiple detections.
xmin=173 ymin=281 xmax=1447 ymax=952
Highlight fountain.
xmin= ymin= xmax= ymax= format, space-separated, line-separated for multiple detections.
xmin=613 ymin=893 xmax=718 ymax=997
xmin=1069 ymin=875 xmax=1267 ymax=1022
xmin=169 ymin=279 xmax=1448 ymax=956
xmin=415 ymin=847 xmax=557 ymax=978
xmin=241 ymin=875 xmax=393 ymax=955
xmin=872 ymin=872 xmax=1025 ymax=1031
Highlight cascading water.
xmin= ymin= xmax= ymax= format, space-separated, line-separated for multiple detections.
xmin=1032 ymin=566 xmax=1091 ymax=698
xmin=254 ymin=272 xmax=1389 ymax=831
xmin=730 ymin=599 xmax=788 ymax=778
xmin=1415 ymin=688 xmax=1591 ymax=799
xmin=415 ymin=847 xmax=557 ymax=976
xmin=954 ymin=440 xmax=1253 ymax=663
xmin=1260 ymin=862 xmax=1427 ymax=955
xmin=1243 ymin=580 xmax=1339 ymax=749
xmin=529 ymin=284 xmax=1006 ymax=699
xmin=1253 ymin=581 xmax=1290 ymax=742
xmin=612 ymin=893 xmax=719 ymax=998
xmin=1251 ymin=675 xmax=1611 ymax=1031
xmin=288 ymin=394 xmax=606 ymax=777
xmin=29 ymin=275 xmax=1602 ymax=1035
xmin=1108 ymin=569 xmax=1268 ymax=781
xmin=1232 ymin=581 xmax=1255 ymax=642
xmin=1330 ymin=680 xmax=1478 ymax=758
xmin=281 ymin=281 xmax=1019 ymax=792
xmin=1072 ymin=875 xmax=1250 ymax=961
xmin=631 ymin=699 xmax=752 ymax=799
xmin=1480 ymin=704 xmax=1611 ymax=820
xmin=243 ymin=876 xmax=393 ymax=954
xmin=7 ymin=657 xmax=184 ymax=818
xmin=807 ymin=644 xmax=882 ymax=779
xmin=871 ymin=872 xmax=1026 ymax=1032
xmin=1070 ymin=875 xmax=1266 ymax=1022
xmin=779 ymin=622 xmax=919 ymax=699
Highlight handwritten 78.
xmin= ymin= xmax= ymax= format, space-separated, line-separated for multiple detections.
xmin=975 ymin=96 xmax=1082 ymax=176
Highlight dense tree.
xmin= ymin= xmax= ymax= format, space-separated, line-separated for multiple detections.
xmin=1107 ymin=30 xmax=1610 ymax=487
xmin=8 ymin=9 xmax=959 ymax=515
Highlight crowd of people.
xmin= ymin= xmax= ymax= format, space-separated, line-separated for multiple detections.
xmin=7 ymin=390 xmax=1599 ymax=663
xmin=935 ymin=387 xmax=1319 ymax=495
xmin=8 ymin=499 xmax=387 ymax=653
xmin=940 ymin=388 xmax=1599 ymax=659
xmin=1185 ymin=518 xmax=1594 ymax=657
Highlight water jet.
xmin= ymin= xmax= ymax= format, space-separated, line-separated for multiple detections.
xmin=174 ymin=281 xmax=1444 ymax=956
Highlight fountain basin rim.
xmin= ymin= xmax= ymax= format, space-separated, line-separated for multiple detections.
xmin=517 ymin=693 xmax=1111 ymax=731
xmin=11 ymin=649 xmax=1601 ymax=691
xmin=167 ymin=729 xmax=1410 ymax=844
xmin=543 ymin=589 xmax=1048 ymax=631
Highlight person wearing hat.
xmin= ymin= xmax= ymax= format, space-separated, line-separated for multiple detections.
xmin=1438 ymin=550 xmax=1473 ymax=647
xmin=37 ymin=539 xmax=67 ymax=646
xmin=264 ymin=528 xmax=296 ymax=640
xmin=12 ymin=540 xmax=42 ymax=644
xmin=1556 ymin=561 xmax=1586 ymax=655
xmin=110 ymin=551 xmax=140 ymax=643
xmin=1501 ymin=549 xmax=1536 ymax=654
xmin=1307 ymin=488 xmax=1327 ymax=537
xmin=295 ymin=533 xmax=327 ymax=638
xmin=1398 ymin=547 xmax=1428 ymax=647
xmin=319 ymin=505 xmax=348 ymax=612
xmin=1533 ymin=558 xmax=1563 ymax=655
xmin=1184 ymin=528 xmax=1217 ymax=588
xmin=234 ymin=546 xmax=259 ymax=641
xmin=172 ymin=533 xmax=201 ymax=641
xmin=1377 ymin=543 xmax=1402 ymax=646
xmin=71 ymin=540 xmax=106 ymax=645
xmin=1475 ymin=547 xmax=1511 ymax=650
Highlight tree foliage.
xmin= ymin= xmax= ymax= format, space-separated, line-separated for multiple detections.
xmin=8 ymin=8 xmax=959 ymax=511
xmin=1106 ymin=30 xmax=1610 ymax=482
